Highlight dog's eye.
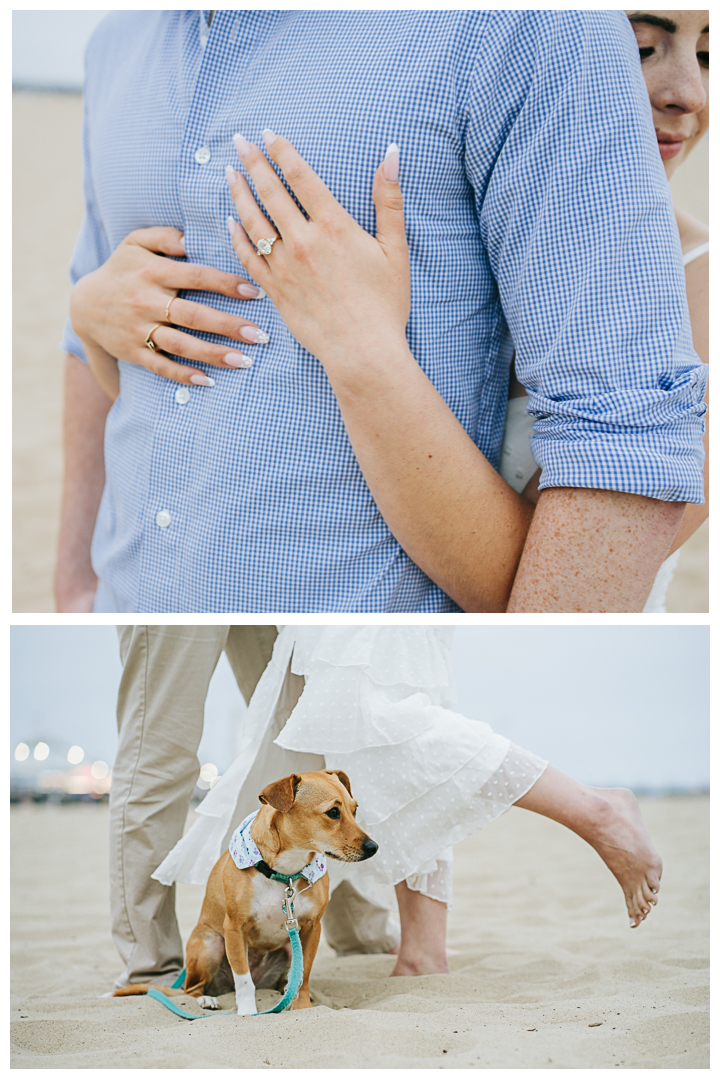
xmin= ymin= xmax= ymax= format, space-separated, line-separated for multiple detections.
xmin=325 ymin=807 xmax=341 ymax=819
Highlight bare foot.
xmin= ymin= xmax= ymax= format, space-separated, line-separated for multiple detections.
xmin=586 ymin=787 xmax=663 ymax=928
xmin=390 ymin=952 xmax=450 ymax=977
xmin=391 ymin=880 xmax=450 ymax=975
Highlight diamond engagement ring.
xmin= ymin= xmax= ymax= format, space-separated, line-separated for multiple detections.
xmin=255 ymin=236 xmax=279 ymax=256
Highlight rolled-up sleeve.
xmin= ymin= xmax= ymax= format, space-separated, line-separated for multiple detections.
xmin=59 ymin=75 xmax=111 ymax=364
xmin=470 ymin=9 xmax=706 ymax=503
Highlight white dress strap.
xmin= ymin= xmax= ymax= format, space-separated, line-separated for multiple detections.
xmin=683 ymin=242 xmax=709 ymax=266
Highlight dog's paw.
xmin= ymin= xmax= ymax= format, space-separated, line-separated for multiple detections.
xmin=197 ymin=995 xmax=220 ymax=1010
xmin=236 ymin=1002 xmax=257 ymax=1016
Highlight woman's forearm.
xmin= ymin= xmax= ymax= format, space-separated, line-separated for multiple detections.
xmin=325 ymin=342 xmax=535 ymax=612
xmin=54 ymin=354 xmax=113 ymax=612
xmin=222 ymin=134 xmax=532 ymax=609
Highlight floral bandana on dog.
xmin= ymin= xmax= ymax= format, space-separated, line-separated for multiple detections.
xmin=228 ymin=811 xmax=328 ymax=884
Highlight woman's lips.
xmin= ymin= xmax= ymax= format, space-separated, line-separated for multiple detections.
xmin=656 ymin=133 xmax=687 ymax=160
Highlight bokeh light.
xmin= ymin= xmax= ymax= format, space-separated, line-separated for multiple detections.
xmin=197 ymin=762 xmax=219 ymax=790
xmin=15 ymin=743 xmax=30 ymax=761
xmin=67 ymin=745 xmax=84 ymax=764
xmin=91 ymin=760 xmax=108 ymax=780
xmin=33 ymin=742 xmax=49 ymax=761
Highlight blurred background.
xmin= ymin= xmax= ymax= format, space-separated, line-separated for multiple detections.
xmin=10 ymin=625 xmax=709 ymax=803
xmin=12 ymin=11 xmax=709 ymax=612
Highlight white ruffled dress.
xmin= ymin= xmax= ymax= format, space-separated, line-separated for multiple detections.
xmin=153 ymin=627 xmax=547 ymax=906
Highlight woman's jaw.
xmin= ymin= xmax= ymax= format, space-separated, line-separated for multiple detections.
xmin=625 ymin=9 xmax=709 ymax=179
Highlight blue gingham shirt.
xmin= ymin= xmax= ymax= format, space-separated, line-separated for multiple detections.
xmin=62 ymin=9 xmax=707 ymax=613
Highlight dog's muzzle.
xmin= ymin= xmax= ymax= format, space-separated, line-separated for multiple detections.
xmin=326 ymin=838 xmax=379 ymax=862
xmin=360 ymin=838 xmax=378 ymax=860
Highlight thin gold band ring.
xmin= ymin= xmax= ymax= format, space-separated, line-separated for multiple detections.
xmin=145 ymin=324 xmax=162 ymax=352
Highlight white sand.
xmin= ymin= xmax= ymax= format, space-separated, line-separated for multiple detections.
xmin=11 ymin=92 xmax=709 ymax=613
xmin=11 ymin=796 xmax=709 ymax=1069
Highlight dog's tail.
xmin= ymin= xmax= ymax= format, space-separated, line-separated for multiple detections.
xmin=112 ymin=984 xmax=184 ymax=998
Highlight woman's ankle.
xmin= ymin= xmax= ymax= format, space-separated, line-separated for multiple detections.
xmin=390 ymin=949 xmax=450 ymax=977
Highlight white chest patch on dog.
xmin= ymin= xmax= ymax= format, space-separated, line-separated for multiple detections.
xmin=249 ymin=876 xmax=312 ymax=948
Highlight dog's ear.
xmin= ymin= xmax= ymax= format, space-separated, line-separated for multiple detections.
xmin=258 ymin=774 xmax=302 ymax=812
xmin=325 ymin=769 xmax=352 ymax=797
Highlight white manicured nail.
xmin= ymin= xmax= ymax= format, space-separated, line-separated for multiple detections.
xmin=262 ymin=128 xmax=278 ymax=146
xmin=237 ymin=283 xmax=266 ymax=299
xmin=233 ymin=133 xmax=252 ymax=156
xmin=225 ymin=165 xmax=237 ymax=185
xmin=189 ymin=374 xmax=215 ymax=386
xmin=384 ymin=142 xmax=400 ymax=182
xmin=227 ymin=216 xmax=238 ymax=237
xmin=240 ymin=326 xmax=269 ymax=344
xmin=223 ymin=352 xmax=252 ymax=368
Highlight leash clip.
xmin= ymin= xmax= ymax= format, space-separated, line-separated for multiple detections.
xmin=283 ymin=885 xmax=299 ymax=930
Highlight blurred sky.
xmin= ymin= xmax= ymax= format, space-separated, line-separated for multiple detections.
xmin=13 ymin=10 xmax=109 ymax=90
xmin=10 ymin=626 xmax=708 ymax=791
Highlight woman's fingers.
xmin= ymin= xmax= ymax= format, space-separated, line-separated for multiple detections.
xmin=123 ymin=227 xmax=266 ymax=301
xmin=226 ymin=170 xmax=280 ymax=252
xmin=155 ymin=257 xmax=264 ymax=301
xmin=126 ymin=226 xmax=187 ymax=258
xmin=372 ymin=145 xmax=408 ymax=255
xmin=225 ymin=175 xmax=278 ymax=286
xmin=135 ymin=347 xmax=216 ymax=386
xmin=147 ymin=324 xmax=256 ymax=371
xmin=231 ymin=133 xmax=308 ymax=233
xmin=164 ymin=296 xmax=267 ymax=343
xmin=256 ymin=130 xmax=345 ymax=227
xmin=227 ymin=215 xmax=269 ymax=279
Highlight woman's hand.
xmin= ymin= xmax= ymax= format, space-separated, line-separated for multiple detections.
xmin=225 ymin=132 xmax=410 ymax=372
xmin=225 ymin=131 xmax=537 ymax=614
xmin=69 ymin=227 xmax=271 ymax=396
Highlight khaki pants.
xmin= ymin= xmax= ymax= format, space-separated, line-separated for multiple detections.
xmin=110 ymin=625 xmax=398 ymax=987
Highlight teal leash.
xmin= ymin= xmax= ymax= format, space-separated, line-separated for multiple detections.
xmin=147 ymin=986 xmax=212 ymax=1020
xmin=146 ymin=886 xmax=303 ymax=1021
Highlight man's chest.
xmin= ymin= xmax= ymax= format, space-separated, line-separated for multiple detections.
xmin=87 ymin=10 xmax=490 ymax=274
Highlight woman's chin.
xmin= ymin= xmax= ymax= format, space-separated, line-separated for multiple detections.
xmin=662 ymin=155 xmax=681 ymax=182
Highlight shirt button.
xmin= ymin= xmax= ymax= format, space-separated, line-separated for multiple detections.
xmin=194 ymin=146 xmax=211 ymax=165
xmin=156 ymin=510 xmax=172 ymax=529
xmin=175 ymin=386 xmax=191 ymax=405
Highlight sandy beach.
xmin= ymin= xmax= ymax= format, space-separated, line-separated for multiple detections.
xmin=12 ymin=92 xmax=709 ymax=614
xmin=10 ymin=794 xmax=708 ymax=1069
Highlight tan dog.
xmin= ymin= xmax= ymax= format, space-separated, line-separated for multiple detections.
xmin=113 ymin=769 xmax=377 ymax=1014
